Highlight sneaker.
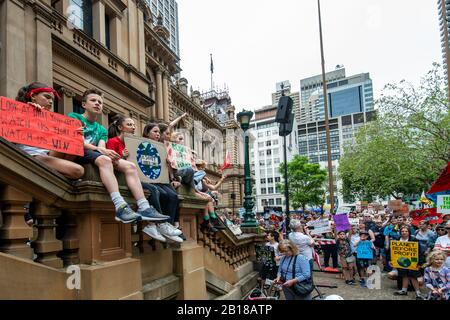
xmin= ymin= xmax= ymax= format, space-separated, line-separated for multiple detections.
xmin=359 ymin=279 xmax=366 ymax=288
xmin=393 ymin=290 xmax=407 ymax=296
xmin=158 ymin=222 xmax=183 ymax=237
xmin=142 ymin=224 xmax=166 ymax=242
xmin=415 ymin=293 xmax=425 ymax=300
xmin=157 ymin=224 xmax=183 ymax=243
xmin=179 ymin=233 xmax=186 ymax=241
xmin=115 ymin=204 xmax=142 ymax=223
xmin=210 ymin=217 xmax=226 ymax=230
xmin=137 ymin=207 xmax=170 ymax=221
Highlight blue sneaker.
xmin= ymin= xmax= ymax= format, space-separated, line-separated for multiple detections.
xmin=137 ymin=206 xmax=170 ymax=221
xmin=115 ymin=204 xmax=141 ymax=223
xmin=359 ymin=279 xmax=366 ymax=288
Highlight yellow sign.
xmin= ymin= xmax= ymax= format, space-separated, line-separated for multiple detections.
xmin=390 ymin=241 xmax=419 ymax=270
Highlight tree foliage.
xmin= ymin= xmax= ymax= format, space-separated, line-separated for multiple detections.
xmin=339 ymin=64 xmax=449 ymax=202
xmin=278 ymin=155 xmax=327 ymax=210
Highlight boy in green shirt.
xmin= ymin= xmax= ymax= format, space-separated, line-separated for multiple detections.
xmin=68 ymin=88 xmax=169 ymax=223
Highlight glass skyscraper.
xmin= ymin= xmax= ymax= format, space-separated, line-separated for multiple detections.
xmin=438 ymin=0 xmax=450 ymax=86
xmin=147 ymin=0 xmax=180 ymax=56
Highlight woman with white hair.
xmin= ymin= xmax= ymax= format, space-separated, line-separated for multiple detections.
xmin=288 ymin=219 xmax=315 ymax=271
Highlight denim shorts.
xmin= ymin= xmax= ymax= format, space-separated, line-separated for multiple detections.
xmin=74 ymin=149 xmax=103 ymax=165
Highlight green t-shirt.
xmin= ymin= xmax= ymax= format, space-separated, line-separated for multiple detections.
xmin=68 ymin=112 xmax=108 ymax=147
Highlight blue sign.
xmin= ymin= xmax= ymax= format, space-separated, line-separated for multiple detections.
xmin=356 ymin=240 xmax=374 ymax=260
xmin=136 ymin=141 xmax=162 ymax=180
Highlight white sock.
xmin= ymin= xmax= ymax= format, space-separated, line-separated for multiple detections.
xmin=111 ymin=192 xmax=127 ymax=210
xmin=137 ymin=198 xmax=150 ymax=212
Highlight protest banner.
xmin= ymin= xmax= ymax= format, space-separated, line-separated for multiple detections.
xmin=356 ymin=241 xmax=374 ymax=260
xmin=390 ymin=240 xmax=419 ymax=270
xmin=426 ymin=162 xmax=450 ymax=204
xmin=409 ymin=208 xmax=442 ymax=227
xmin=306 ymin=219 xmax=331 ymax=235
xmin=166 ymin=142 xmax=193 ymax=170
xmin=437 ymin=195 xmax=450 ymax=214
xmin=388 ymin=200 xmax=402 ymax=211
xmin=124 ymin=134 xmax=169 ymax=184
xmin=333 ymin=214 xmax=351 ymax=232
xmin=349 ymin=218 xmax=360 ymax=226
xmin=336 ymin=206 xmax=352 ymax=215
xmin=0 ymin=96 xmax=84 ymax=156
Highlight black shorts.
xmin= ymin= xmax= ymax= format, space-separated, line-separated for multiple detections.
xmin=356 ymin=258 xmax=371 ymax=269
xmin=74 ymin=149 xmax=103 ymax=165
xmin=397 ymin=268 xmax=421 ymax=279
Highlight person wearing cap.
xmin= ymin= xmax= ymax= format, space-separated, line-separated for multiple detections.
xmin=354 ymin=230 xmax=375 ymax=287
xmin=434 ymin=221 xmax=450 ymax=268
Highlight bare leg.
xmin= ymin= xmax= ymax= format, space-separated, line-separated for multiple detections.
xmin=410 ymin=278 xmax=421 ymax=291
xmin=35 ymin=155 xmax=84 ymax=179
xmin=95 ymin=155 xmax=119 ymax=193
xmin=115 ymin=159 xmax=145 ymax=200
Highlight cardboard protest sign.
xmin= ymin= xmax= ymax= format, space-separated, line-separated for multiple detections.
xmin=390 ymin=240 xmax=419 ymax=270
xmin=356 ymin=241 xmax=374 ymax=259
xmin=124 ymin=134 xmax=169 ymax=184
xmin=349 ymin=218 xmax=360 ymax=226
xmin=336 ymin=206 xmax=352 ymax=215
xmin=409 ymin=208 xmax=442 ymax=226
xmin=0 ymin=96 xmax=84 ymax=156
xmin=333 ymin=214 xmax=351 ymax=232
xmin=166 ymin=142 xmax=193 ymax=170
xmin=437 ymin=195 xmax=450 ymax=214
xmin=255 ymin=245 xmax=276 ymax=267
xmin=306 ymin=219 xmax=331 ymax=235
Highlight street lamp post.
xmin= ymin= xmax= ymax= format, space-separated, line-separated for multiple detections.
xmin=237 ymin=109 xmax=257 ymax=228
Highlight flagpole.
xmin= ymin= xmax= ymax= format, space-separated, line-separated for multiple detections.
xmin=210 ymin=53 xmax=213 ymax=91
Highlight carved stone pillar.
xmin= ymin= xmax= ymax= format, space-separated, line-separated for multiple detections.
xmin=58 ymin=87 xmax=75 ymax=115
xmin=0 ymin=186 xmax=33 ymax=259
xmin=162 ymin=73 xmax=170 ymax=121
xmin=110 ymin=15 xmax=122 ymax=58
xmin=31 ymin=202 xmax=63 ymax=268
xmin=92 ymin=0 xmax=106 ymax=45
xmin=35 ymin=11 xmax=53 ymax=86
xmin=155 ymin=68 xmax=164 ymax=120
xmin=101 ymin=106 xmax=110 ymax=127
xmin=58 ymin=211 xmax=80 ymax=266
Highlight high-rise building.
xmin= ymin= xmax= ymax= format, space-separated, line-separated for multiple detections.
xmin=271 ymin=81 xmax=300 ymax=117
xmin=249 ymin=105 xmax=298 ymax=213
xmin=438 ymin=0 xmax=450 ymax=91
xmin=299 ymin=67 xmax=374 ymax=123
xmin=297 ymin=110 xmax=377 ymax=205
xmin=148 ymin=0 xmax=180 ymax=56
xmin=299 ymin=66 xmax=346 ymax=123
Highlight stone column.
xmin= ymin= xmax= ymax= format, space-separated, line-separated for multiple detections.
xmin=136 ymin=7 xmax=146 ymax=74
xmin=35 ymin=11 xmax=53 ymax=86
xmin=155 ymin=68 xmax=164 ymax=120
xmin=58 ymin=211 xmax=80 ymax=266
xmin=101 ymin=106 xmax=110 ymax=127
xmin=162 ymin=73 xmax=170 ymax=122
xmin=58 ymin=87 xmax=75 ymax=115
xmin=110 ymin=15 xmax=122 ymax=58
xmin=0 ymin=186 xmax=33 ymax=259
xmin=92 ymin=0 xmax=106 ymax=45
xmin=31 ymin=202 xmax=63 ymax=268
xmin=0 ymin=0 xmax=26 ymax=98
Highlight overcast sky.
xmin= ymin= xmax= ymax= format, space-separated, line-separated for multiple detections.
xmin=177 ymin=0 xmax=442 ymax=112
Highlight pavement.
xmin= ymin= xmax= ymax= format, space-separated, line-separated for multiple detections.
xmin=310 ymin=266 xmax=424 ymax=300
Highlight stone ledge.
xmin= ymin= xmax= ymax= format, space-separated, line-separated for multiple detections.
xmin=142 ymin=274 xmax=180 ymax=300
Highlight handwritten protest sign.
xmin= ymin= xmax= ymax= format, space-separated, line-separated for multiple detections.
xmin=349 ymin=218 xmax=360 ymax=226
xmin=333 ymin=214 xmax=351 ymax=232
xmin=356 ymin=241 xmax=374 ymax=260
xmin=437 ymin=195 xmax=450 ymax=214
xmin=336 ymin=206 xmax=352 ymax=215
xmin=390 ymin=241 xmax=419 ymax=270
xmin=409 ymin=208 xmax=442 ymax=227
xmin=306 ymin=219 xmax=331 ymax=235
xmin=166 ymin=142 xmax=193 ymax=170
xmin=124 ymin=134 xmax=169 ymax=184
xmin=0 ymin=96 xmax=83 ymax=156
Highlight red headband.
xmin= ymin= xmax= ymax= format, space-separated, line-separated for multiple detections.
xmin=25 ymin=87 xmax=61 ymax=100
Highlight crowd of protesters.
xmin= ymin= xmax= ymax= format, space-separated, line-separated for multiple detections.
xmin=256 ymin=206 xmax=450 ymax=300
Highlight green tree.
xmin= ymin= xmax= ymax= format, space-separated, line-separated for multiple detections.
xmin=278 ymin=155 xmax=327 ymax=211
xmin=339 ymin=64 xmax=449 ymax=202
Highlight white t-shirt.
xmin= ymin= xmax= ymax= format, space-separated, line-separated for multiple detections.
xmin=265 ymin=241 xmax=280 ymax=266
xmin=434 ymin=234 xmax=450 ymax=268
xmin=288 ymin=231 xmax=314 ymax=260
xmin=17 ymin=144 xmax=49 ymax=156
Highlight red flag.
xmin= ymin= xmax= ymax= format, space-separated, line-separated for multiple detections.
xmin=427 ymin=162 xmax=450 ymax=194
xmin=220 ymin=150 xmax=231 ymax=171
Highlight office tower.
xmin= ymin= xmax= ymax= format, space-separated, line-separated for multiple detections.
xmin=148 ymin=0 xmax=180 ymax=56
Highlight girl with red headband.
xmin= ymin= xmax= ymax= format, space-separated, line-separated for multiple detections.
xmin=15 ymin=82 xmax=84 ymax=179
